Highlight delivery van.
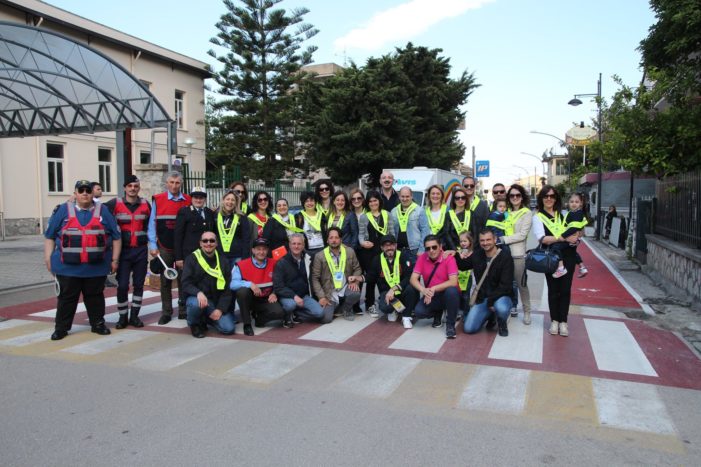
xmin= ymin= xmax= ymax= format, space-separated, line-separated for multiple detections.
xmin=388 ymin=167 xmax=464 ymax=206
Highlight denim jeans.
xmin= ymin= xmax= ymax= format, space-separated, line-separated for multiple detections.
xmin=280 ymin=295 xmax=324 ymax=321
xmin=463 ymin=296 xmax=512 ymax=334
xmin=413 ymin=286 xmax=460 ymax=326
xmin=185 ymin=296 xmax=236 ymax=335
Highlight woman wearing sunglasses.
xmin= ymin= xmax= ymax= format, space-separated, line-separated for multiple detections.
xmin=229 ymin=181 xmax=251 ymax=215
xmin=358 ymin=190 xmax=390 ymax=317
xmin=248 ymin=190 xmax=287 ymax=252
xmin=314 ymin=179 xmax=334 ymax=217
xmin=532 ymin=185 xmax=580 ymax=337
xmin=499 ymin=184 xmax=533 ymax=324
xmin=349 ymin=187 xmax=367 ymax=314
xmin=444 ymin=187 xmax=474 ymax=252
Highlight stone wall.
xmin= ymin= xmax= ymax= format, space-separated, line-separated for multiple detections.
xmin=645 ymin=234 xmax=701 ymax=302
xmin=134 ymin=163 xmax=171 ymax=201
xmin=2 ymin=217 xmax=41 ymax=236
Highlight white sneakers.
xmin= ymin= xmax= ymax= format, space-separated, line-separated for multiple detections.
xmin=559 ymin=322 xmax=569 ymax=337
xmin=549 ymin=320 xmax=569 ymax=336
xmin=402 ymin=317 xmax=413 ymax=329
xmin=367 ymin=305 xmax=379 ymax=318
xmin=549 ymin=320 xmax=559 ymax=335
xmin=387 ymin=311 xmax=398 ymax=322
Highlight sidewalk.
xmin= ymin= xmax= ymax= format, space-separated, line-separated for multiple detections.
xmin=0 ymin=235 xmax=53 ymax=293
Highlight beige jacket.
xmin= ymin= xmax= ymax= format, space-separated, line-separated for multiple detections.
xmin=501 ymin=209 xmax=533 ymax=258
xmin=311 ymin=245 xmax=363 ymax=300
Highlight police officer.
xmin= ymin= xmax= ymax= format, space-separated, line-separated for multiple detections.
xmin=104 ymin=175 xmax=150 ymax=329
xmin=148 ymin=171 xmax=191 ymax=324
xmin=43 ymin=179 xmax=122 ymax=340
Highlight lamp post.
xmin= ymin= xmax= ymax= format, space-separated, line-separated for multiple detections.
xmin=568 ymin=72 xmax=603 ymax=240
xmin=529 ymin=130 xmax=572 ymax=190
xmin=520 ymin=152 xmax=546 ymax=184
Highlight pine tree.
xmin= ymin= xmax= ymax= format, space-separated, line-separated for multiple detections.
xmin=208 ymin=0 xmax=318 ymax=182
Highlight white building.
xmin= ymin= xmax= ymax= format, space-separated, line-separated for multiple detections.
xmin=0 ymin=0 xmax=209 ymax=236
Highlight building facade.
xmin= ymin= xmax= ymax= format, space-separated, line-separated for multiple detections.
xmin=0 ymin=0 xmax=209 ymax=236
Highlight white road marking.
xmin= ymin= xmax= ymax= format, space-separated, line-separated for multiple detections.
xmin=584 ymin=318 xmax=657 ymax=376
xmin=593 ymin=378 xmax=676 ymax=434
xmin=60 ymin=329 xmax=154 ymax=354
xmin=30 ymin=291 xmax=160 ymax=318
xmin=539 ymin=280 xmax=549 ymax=312
xmin=235 ymin=322 xmax=272 ymax=335
xmin=299 ymin=314 xmax=374 ymax=343
xmin=0 ymin=325 xmax=89 ymax=346
xmin=104 ymin=301 xmax=164 ymax=323
xmin=129 ymin=338 xmax=233 ymax=371
xmin=388 ymin=319 xmax=446 ymax=353
xmin=458 ymin=366 xmax=530 ymax=414
xmin=488 ymin=313 xmax=544 ymax=363
xmin=225 ymin=345 xmax=323 ymax=383
xmin=577 ymin=306 xmax=628 ymax=320
xmin=0 ymin=319 xmax=35 ymax=331
xmin=333 ymin=354 xmax=421 ymax=398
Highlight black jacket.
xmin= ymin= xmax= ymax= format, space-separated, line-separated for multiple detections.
xmin=365 ymin=250 xmax=415 ymax=295
xmin=181 ymin=249 xmax=232 ymax=312
xmin=444 ymin=210 xmax=475 ymax=251
xmin=470 ymin=199 xmax=490 ymax=240
xmin=174 ymin=205 xmax=215 ymax=261
xmin=214 ymin=211 xmax=251 ymax=261
xmin=273 ymin=252 xmax=311 ymax=299
xmin=456 ymin=247 xmax=514 ymax=307
xmin=294 ymin=211 xmax=328 ymax=250
xmin=248 ymin=214 xmax=289 ymax=251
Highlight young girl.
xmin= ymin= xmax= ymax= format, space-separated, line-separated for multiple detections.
xmin=552 ymin=193 xmax=588 ymax=278
xmin=486 ymin=199 xmax=511 ymax=255
xmin=457 ymin=231 xmax=474 ymax=319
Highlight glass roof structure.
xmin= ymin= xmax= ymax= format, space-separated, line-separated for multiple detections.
xmin=0 ymin=21 xmax=171 ymax=138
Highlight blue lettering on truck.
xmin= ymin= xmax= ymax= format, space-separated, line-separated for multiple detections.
xmin=394 ymin=179 xmax=416 ymax=186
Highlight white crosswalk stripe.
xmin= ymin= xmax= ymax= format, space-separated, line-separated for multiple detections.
xmin=0 ymin=319 xmax=36 ymax=331
xmin=129 ymin=338 xmax=234 ymax=371
xmin=0 ymin=325 xmax=89 ymax=346
xmin=458 ymin=366 xmax=530 ymax=414
xmin=60 ymin=329 xmax=155 ymax=355
xmin=584 ymin=318 xmax=657 ymax=376
xmin=388 ymin=319 xmax=446 ymax=353
xmin=489 ymin=313 xmax=544 ymax=363
xmin=333 ymin=354 xmax=421 ymax=398
xmin=224 ymin=345 xmax=323 ymax=383
xmin=104 ymin=301 xmax=166 ymax=323
xmin=29 ymin=291 xmax=160 ymax=318
xmin=299 ymin=313 xmax=374 ymax=343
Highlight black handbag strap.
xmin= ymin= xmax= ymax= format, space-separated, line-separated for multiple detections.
xmin=424 ymin=261 xmax=441 ymax=288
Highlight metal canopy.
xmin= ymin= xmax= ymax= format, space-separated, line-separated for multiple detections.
xmin=0 ymin=21 xmax=171 ymax=138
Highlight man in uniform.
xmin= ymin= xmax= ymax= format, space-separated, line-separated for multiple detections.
xmin=180 ymin=231 xmax=235 ymax=338
xmin=44 ymin=179 xmax=122 ymax=340
xmin=147 ymin=170 xmax=191 ymax=324
xmin=104 ymin=175 xmax=150 ymax=328
xmin=174 ymin=186 xmax=215 ymax=269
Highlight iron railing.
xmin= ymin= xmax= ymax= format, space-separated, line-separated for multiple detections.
xmin=654 ymin=170 xmax=701 ymax=248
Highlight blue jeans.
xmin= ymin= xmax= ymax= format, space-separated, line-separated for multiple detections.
xmin=280 ymin=296 xmax=325 ymax=321
xmin=463 ymin=296 xmax=512 ymax=334
xmin=185 ymin=296 xmax=236 ymax=335
xmin=413 ymin=286 xmax=460 ymax=326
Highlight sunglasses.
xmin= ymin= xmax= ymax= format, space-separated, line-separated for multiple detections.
xmin=232 ymin=189 xmax=243 ymax=195
xmin=453 ymin=196 xmax=466 ymax=201
xmin=493 ymin=190 xmax=505 ymax=195
xmin=509 ymin=193 xmax=522 ymax=198
xmin=426 ymin=245 xmax=440 ymax=251
xmin=76 ymin=187 xmax=91 ymax=194
xmin=319 ymin=187 xmax=330 ymax=192
xmin=463 ymin=184 xmax=475 ymax=189
xmin=201 ymin=238 xmax=216 ymax=244
xmin=543 ymin=194 xmax=557 ymax=199
xmin=351 ymin=197 xmax=363 ymax=201
xmin=257 ymin=198 xmax=269 ymax=203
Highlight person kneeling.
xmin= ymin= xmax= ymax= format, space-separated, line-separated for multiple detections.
xmin=181 ymin=232 xmax=236 ymax=338
xmin=457 ymin=230 xmax=514 ymax=337
xmin=311 ymin=227 xmax=363 ymax=322
xmin=406 ymin=235 xmax=461 ymax=339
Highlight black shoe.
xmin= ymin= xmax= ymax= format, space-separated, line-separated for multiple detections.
xmin=254 ymin=319 xmax=266 ymax=328
xmin=115 ymin=314 xmax=128 ymax=329
xmin=497 ymin=318 xmax=509 ymax=337
xmin=243 ymin=324 xmax=254 ymax=336
xmin=158 ymin=314 xmax=171 ymax=325
xmin=292 ymin=314 xmax=303 ymax=324
xmin=446 ymin=324 xmax=456 ymax=339
xmin=486 ymin=315 xmax=496 ymax=330
xmin=91 ymin=324 xmax=111 ymax=335
xmin=128 ymin=312 xmax=144 ymax=328
xmin=190 ymin=325 xmax=205 ymax=338
xmin=178 ymin=311 xmax=187 ymax=320
xmin=50 ymin=330 xmax=67 ymax=341
xmin=432 ymin=313 xmax=443 ymax=328
xmin=282 ymin=319 xmax=294 ymax=329
xmin=353 ymin=303 xmax=364 ymax=315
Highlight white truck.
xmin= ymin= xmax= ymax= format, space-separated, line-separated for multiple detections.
xmin=387 ymin=167 xmax=465 ymax=206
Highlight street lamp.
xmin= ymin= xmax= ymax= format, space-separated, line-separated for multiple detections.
xmin=520 ymin=152 xmax=546 ymax=182
xmin=529 ymin=130 xmax=572 ymax=188
xmin=568 ymin=72 xmax=603 ymax=240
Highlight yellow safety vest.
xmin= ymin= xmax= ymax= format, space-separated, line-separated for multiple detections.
xmin=366 ymin=210 xmax=389 ymax=235
xmin=327 ymin=212 xmax=346 ymax=229
xmin=564 ymin=212 xmax=588 ymax=230
xmin=537 ymin=212 xmax=567 ymax=238
xmin=247 ymin=213 xmax=267 ymax=228
xmin=458 ymin=269 xmax=472 ymax=291
xmin=323 ymin=246 xmax=347 ymax=289
xmin=425 ymin=205 xmax=447 ymax=235
xmin=193 ymin=249 xmax=226 ymax=290
xmin=380 ymin=250 xmax=402 ymax=292
xmin=449 ymin=209 xmax=471 ymax=235
xmin=217 ymin=212 xmax=240 ymax=253
xmin=505 ymin=207 xmax=530 ymax=236
xmin=395 ymin=203 xmax=418 ymax=232
xmin=316 ymin=202 xmax=329 ymax=217
xmin=272 ymin=213 xmax=303 ymax=233
xmin=301 ymin=210 xmax=322 ymax=232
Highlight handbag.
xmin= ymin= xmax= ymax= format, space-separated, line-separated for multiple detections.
xmin=525 ymin=243 xmax=559 ymax=274
xmin=469 ymin=250 xmax=501 ymax=306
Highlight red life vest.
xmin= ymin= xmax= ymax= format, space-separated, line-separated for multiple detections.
xmin=237 ymin=257 xmax=276 ymax=298
xmin=114 ymin=197 xmax=150 ymax=248
xmin=153 ymin=192 xmax=191 ymax=250
xmin=60 ymin=202 xmax=107 ymax=264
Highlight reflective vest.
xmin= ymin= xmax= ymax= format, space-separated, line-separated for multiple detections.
xmin=395 ymin=203 xmax=417 ymax=232
xmin=323 ymin=246 xmax=347 ymax=290
xmin=505 ymin=207 xmax=530 ymax=236
xmin=449 ymin=209 xmax=471 ymax=235
xmin=272 ymin=213 xmax=303 ymax=233
xmin=469 ymin=197 xmax=481 ymax=212
xmin=316 ymin=202 xmax=330 ymax=217
xmin=248 ymin=213 xmax=268 ymax=238
xmin=237 ymin=257 xmax=275 ymax=297
xmin=194 ymin=249 xmax=226 ymax=290
xmin=365 ymin=210 xmax=388 ymax=236
xmin=301 ymin=210 xmax=322 ymax=232
xmin=537 ymin=211 xmax=567 ymax=238
xmin=486 ymin=218 xmax=507 ymax=233
xmin=217 ymin=211 xmax=241 ymax=253
xmin=153 ymin=192 xmax=191 ymax=250
xmin=426 ymin=205 xmax=447 ymax=235
xmin=565 ymin=211 xmax=588 ymax=230
xmin=458 ymin=270 xmax=472 ymax=291
xmin=380 ymin=250 xmax=402 ymax=292
xmin=327 ymin=212 xmax=346 ymax=229
xmin=60 ymin=202 xmax=107 ymax=264
xmin=114 ymin=197 xmax=150 ymax=248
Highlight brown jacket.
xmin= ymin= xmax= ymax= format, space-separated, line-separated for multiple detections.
xmin=311 ymin=245 xmax=362 ymax=300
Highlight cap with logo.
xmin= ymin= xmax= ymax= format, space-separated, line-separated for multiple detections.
xmin=74 ymin=179 xmax=91 ymax=189
xmin=191 ymin=186 xmax=207 ymax=197
xmin=252 ymin=237 xmax=270 ymax=248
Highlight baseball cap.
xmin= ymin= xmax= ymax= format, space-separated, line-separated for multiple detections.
xmin=123 ymin=175 xmax=140 ymax=186
xmin=380 ymin=234 xmax=397 ymax=245
xmin=191 ymin=186 xmax=207 ymax=197
xmin=74 ymin=179 xmax=91 ymax=189
xmin=252 ymin=237 xmax=270 ymax=248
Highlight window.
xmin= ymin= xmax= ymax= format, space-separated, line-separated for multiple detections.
xmin=555 ymin=159 xmax=569 ymax=176
xmin=98 ymin=148 xmax=112 ymax=193
xmin=174 ymin=90 xmax=184 ymax=129
xmin=140 ymin=151 xmax=151 ymax=164
xmin=47 ymin=143 xmax=64 ymax=193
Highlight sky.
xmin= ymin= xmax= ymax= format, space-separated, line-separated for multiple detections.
xmin=47 ymin=0 xmax=656 ymax=188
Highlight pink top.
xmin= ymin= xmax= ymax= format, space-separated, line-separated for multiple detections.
xmin=413 ymin=253 xmax=458 ymax=288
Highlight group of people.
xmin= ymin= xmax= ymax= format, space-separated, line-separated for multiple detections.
xmin=44 ymin=169 xmax=589 ymax=342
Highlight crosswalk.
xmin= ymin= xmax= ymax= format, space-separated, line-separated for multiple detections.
xmin=0 ymin=315 xmax=692 ymax=440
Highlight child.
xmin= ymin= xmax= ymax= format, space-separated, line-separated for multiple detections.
xmin=457 ymin=231 xmax=474 ymax=320
xmin=551 ymin=193 xmax=588 ymax=278
xmin=486 ymin=199 xmax=511 ymax=255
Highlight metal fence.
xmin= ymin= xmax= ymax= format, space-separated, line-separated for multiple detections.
xmin=183 ymin=166 xmax=312 ymax=210
xmin=654 ymin=170 xmax=701 ymax=248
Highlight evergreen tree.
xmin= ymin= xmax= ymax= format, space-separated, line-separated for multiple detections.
xmin=208 ymin=0 xmax=318 ymax=182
